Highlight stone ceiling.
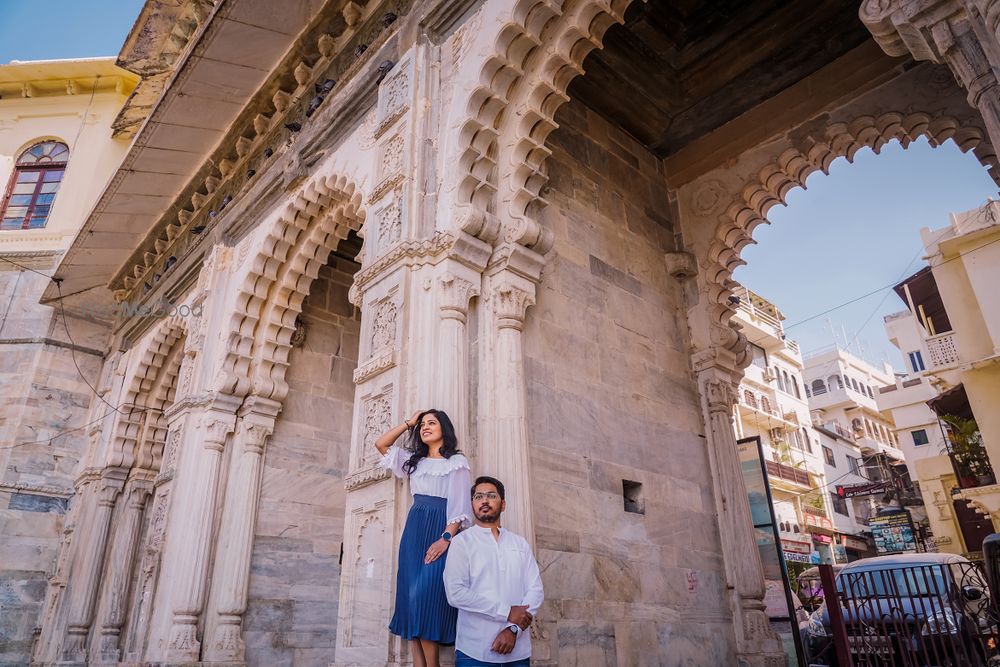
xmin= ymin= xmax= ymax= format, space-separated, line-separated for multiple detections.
xmin=569 ymin=0 xmax=875 ymax=159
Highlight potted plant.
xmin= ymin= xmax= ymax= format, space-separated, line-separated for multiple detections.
xmin=942 ymin=414 xmax=995 ymax=487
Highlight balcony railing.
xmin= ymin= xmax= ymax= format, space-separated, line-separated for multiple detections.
xmin=927 ymin=331 xmax=960 ymax=368
xmin=765 ymin=460 xmax=811 ymax=487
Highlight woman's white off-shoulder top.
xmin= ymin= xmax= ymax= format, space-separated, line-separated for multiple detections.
xmin=380 ymin=445 xmax=474 ymax=528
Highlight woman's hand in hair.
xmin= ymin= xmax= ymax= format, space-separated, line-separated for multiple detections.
xmin=424 ymin=537 xmax=449 ymax=564
xmin=407 ymin=410 xmax=424 ymax=429
xmin=373 ymin=410 xmax=425 ymax=455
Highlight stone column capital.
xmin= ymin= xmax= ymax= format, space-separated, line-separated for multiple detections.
xmin=238 ymin=420 xmax=273 ymax=455
xmin=438 ymin=271 xmax=480 ymax=321
xmin=198 ymin=414 xmax=236 ymax=452
xmin=491 ymin=277 xmax=536 ymax=331
xmin=123 ymin=477 xmax=154 ymax=510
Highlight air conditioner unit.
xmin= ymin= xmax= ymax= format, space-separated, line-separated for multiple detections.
xmin=769 ymin=428 xmax=784 ymax=441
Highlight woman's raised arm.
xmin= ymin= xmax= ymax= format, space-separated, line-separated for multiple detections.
xmin=374 ymin=410 xmax=423 ymax=455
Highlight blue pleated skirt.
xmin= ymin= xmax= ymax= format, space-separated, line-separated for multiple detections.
xmin=388 ymin=494 xmax=457 ymax=644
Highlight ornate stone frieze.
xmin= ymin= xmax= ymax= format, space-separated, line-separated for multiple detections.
xmin=351 ymin=231 xmax=456 ymax=293
xmin=361 ymin=395 xmax=393 ymax=468
xmin=352 ymin=350 xmax=397 ymax=385
xmin=369 ymin=298 xmax=398 ymax=353
xmin=344 ymin=466 xmax=392 ymax=491
xmin=376 ymin=68 xmax=410 ymax=134
xmin=376 ymin=191 xmax=403 ymax=254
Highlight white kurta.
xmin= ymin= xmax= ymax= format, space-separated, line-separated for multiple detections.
xmin=380 ymin=445 xmax=473 ymax=528
xmin=443 ymin=525 xmax=544 ymax=663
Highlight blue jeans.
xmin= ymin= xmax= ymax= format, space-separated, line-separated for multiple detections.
xmin=455 ymin=650 xmax=530 ymax=666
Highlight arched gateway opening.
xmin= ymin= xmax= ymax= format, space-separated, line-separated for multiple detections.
xmin=447 ymin=0 xmax=998 ymax=664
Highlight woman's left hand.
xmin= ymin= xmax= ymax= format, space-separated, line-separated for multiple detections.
xmin=424 ymin=538 xmax=449 ymax=564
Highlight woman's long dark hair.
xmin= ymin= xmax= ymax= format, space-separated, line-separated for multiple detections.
xmin=402 ymin=409 xmax=460 ymax=475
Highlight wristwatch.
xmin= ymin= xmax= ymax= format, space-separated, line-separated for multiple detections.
xmin=440 ymin=531 xmax=452 ymax=542
xmin=506 ymin=623 xmax=520 ymax=636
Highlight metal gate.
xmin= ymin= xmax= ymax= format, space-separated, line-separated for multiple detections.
xmin=819 ymin=561 xmax=1000 ymax=666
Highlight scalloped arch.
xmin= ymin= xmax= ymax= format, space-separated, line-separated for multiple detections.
xmin=107 ymin=315 xmax=186 ymax=471
xmin=218 ymin=173 xmax=366 ymax=402
xmin=454 ymin=0 xmax=636 ymax=244
xmin=705 ymin=111 xmax=1000 ymax=359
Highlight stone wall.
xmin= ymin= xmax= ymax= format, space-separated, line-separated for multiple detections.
xmin=521 ymin=99 xmax=736 ymax=665
xmin=244 ymin=256 xmax=361 ymax=667
xmin=0 ymin=264 xmax=106 ymax=665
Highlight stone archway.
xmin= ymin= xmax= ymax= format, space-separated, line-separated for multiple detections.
xmin=218 ymin=173 xmax=366 ymax=402
xmin=184 ymin=171 xmax=367 ymax=664
xmin=700 ymin=109 xmax=999 ymax=363
xmin=40 ymin=315 xmax=188 ymax=665
xmin=449 ymin=0 xmax=634 ymax=248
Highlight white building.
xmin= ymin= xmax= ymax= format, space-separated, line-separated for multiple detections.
xmin=879 ymin=309 xmax=951 ymax=481
xmin=730 ymin=287 xmax=835 ymax=566
xmin=803 ymin=347 xmax=920 ymax=550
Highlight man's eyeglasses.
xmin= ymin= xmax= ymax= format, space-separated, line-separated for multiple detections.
xmin=472 ymin=492 xmax=500 ymax=502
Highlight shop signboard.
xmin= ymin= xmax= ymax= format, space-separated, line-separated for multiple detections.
xmin=870 ymin=509 xmax=918 ymax=555
xmin=836 ymin=480 xmax=892 ymax=498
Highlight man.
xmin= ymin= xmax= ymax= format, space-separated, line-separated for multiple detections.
xmin=444 ymin=476 xmax=544 ymax=666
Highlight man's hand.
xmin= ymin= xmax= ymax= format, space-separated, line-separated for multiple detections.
xmin=507 ymin=605 xmax=532 ymax=629
xmin=424 ymin=538 xmax=449 ymax=564
xmin=490 ymin=627 xmax=517 ymax=655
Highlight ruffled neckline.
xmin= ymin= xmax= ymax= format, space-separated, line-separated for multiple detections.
xmin=413 ymin=452 xmax=469 ymax=476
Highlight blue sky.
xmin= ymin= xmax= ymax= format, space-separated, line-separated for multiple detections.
xmin=0 ymin=0 xmax=144 ymax=63
xmin=3 ymin=2 xmax=997 ymax=374
xmin=735 ymin=138 xmax=997 ymax=372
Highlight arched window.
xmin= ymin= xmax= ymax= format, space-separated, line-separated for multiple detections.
xmin=761 ymin=396 xmax=771 ymax=413
xmin=1 ymin=141 xmax=69 ymax=230
xmin=743 ymin=389 xmax=757 ymax=409
xmin=782 ymin=370 xmax=792 ymax=394
xmin=851 ymin=378 xmax=860 ymax=392
xmin=811 ymin=379 xmax=826 ymax=395
xmin=773 ymin=366 xmax=785 ymax=392
xmin=828 ymin=374 xmax=842 ymax=390
xmin=792 ymin=377 xmax=802 ymax=399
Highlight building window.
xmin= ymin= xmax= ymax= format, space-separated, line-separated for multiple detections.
xmin=823 ymin=446 xmax=835 ymax=467
xmin=811 ymin=379 xmax=827 ymax=395
xmin=911 ymin=429 xmax=930 ymax=446
xmin=804 ymin=385 xmax=812 ymax=398
xmin=851 ymin=377 xmax=860 ymax=393
xmin=847 ymin=456 xmax=862 ymax=476
xmin=908 ymin=351 xmax=925 ymax=373
xmin=865 ymin=385 xmax=874 ymax=398
xmin=792 ymin=377 xmax=801 ymax=399
xmin=749 ymin=343 xmax=768 ymax=369
xmin=801 ymin=427 xmax=812 ymax=453
xmin=774 ymin=366 xmax=785 ymax=392
xmin=1 ymin=141 xmax=69 ymax=230
xmin=830 ymin=492 xmax=850 ymax=516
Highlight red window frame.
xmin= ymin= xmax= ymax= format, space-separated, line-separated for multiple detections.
xmin=1 ymin=142 xmax=69 ymax=231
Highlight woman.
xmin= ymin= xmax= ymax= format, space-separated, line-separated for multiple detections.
xmin=375 ymin=409 xmax=473 ymax=667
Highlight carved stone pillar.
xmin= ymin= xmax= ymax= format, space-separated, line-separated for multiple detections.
xmin=164 ymin=400 xmax=238 ymax=662
xmin=694 ymin=352 xmax=784 ymax=667
xmin=202 ymin=397 xmax=279 ymax=663
xmin=61 ymin=467 xmax=127 ymax=661
xmin=479 ymin=250 xmax=539 ymax=542
xmin=95 ymin=476 xmax=153 ymax=662
xmin=861 ymin=0 xmax=1000 ymax=148
xmin=436 ymin=270 xmax=480 ymax=448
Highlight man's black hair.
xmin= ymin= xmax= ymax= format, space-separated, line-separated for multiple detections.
xmin=471 ymin=475 xmax=505 ymax=500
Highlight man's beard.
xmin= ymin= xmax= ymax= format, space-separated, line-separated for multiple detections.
xmin=476 ymin=508 xmax=500 ymax=523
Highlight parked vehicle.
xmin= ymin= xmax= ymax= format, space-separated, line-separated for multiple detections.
xmin=800 ymin=553 xmax=1000 ymax=666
